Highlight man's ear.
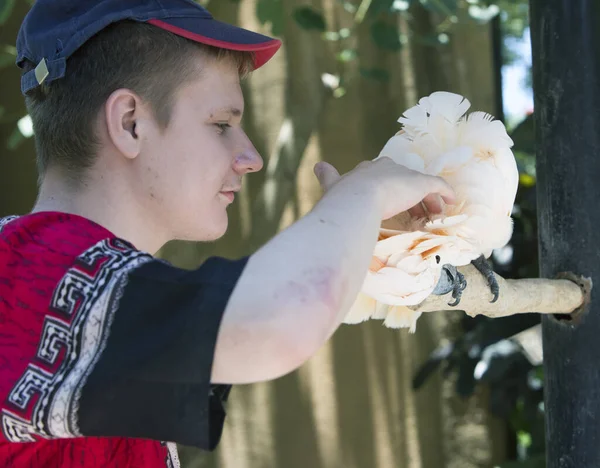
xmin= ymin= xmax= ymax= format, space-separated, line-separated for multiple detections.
xmin=104 ymin=89 xmax=144 ymax=160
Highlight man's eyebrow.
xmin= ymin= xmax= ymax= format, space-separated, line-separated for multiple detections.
xmin=212 ymin=107 xmax=242 ymax=118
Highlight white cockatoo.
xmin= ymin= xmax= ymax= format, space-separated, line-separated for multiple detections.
xmin=345 ymin=91 xmax=519 ymax=332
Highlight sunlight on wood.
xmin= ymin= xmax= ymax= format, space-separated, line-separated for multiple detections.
xmin=362 ymin=326 xmax=397 ymax=468
xmin=298 ymin=343 xmax=342 ymax=468
xmin=398 ymin=334 xmax=424 ymax=468
xmin=411 ymin=265 xmax=587 ymax=317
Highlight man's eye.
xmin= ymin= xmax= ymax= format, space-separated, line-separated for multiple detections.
xmin=215 ymin=123 xmax=231 ymax=134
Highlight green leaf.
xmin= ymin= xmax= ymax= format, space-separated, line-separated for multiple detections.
xmin=413 ymin=34 xmax=448 ymax=47
xmin=336 ymin=49 xmax=357 ymax=62
xmin=0 ymin=0 xmax=15 ymax=25
xmin=517 ymin=430 xmax=532 ymax=449
xmin=0 ymin=52 xmax=14 ymax=69
xmin=323 ymin=31 xmax=340 ymax=41
xmin=256 ymin=0 xmax=284 ymax=36
xmin=369 ymin=0 xmax=413 ymax=16
xmin=292 ymin=6 xmax=327 ymax=32
xmin=370 ymin=0 xmax=396 ymax=15
xmin=420 ymin=0 xmax=458 ymax=16
xmin=333 ymin=87 xmax=346 ymax=98
xmin=256 ymin=0 xmax=273 ymax=24
xmin=0 ymin=45 xmax=16 ymax=69
xmin=7 ymin=126 xmax=24 ymax=151
xmin=359 ymin=67 xmax=390 ymax=82
xmin=370 ymin=21 xmax=402 ymax=50
xmin=339 ymin=1 xmax=357 ymax=14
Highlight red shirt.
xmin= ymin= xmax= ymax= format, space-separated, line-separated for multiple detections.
xmin=0 ymin=212 xmax=246 ymax=467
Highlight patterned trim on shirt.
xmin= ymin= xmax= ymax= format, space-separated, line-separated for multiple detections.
xmin=1 ymin=238 xmax=152 ymax=442
xmin=164 ymin=442 xmax=181 ymax=468
xmin=0 ymin=216 xmax=18 ymax=233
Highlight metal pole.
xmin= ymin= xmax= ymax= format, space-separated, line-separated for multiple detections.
xmin=491 ymin=14 xmax=505 ymax=124
xmin=529 ymin=1 xmax=600 ymax=466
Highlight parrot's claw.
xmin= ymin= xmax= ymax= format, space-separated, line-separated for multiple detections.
xmin=471 ymin=255 xmax=499 ymax=303
xmin=432 ymin=264 xmax=467 ymax=307
xmin=447 ymin=269 xmax=467 ymax=307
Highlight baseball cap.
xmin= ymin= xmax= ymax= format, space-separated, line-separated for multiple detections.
xmin=16 ymin=0 xmax=282 ymax=95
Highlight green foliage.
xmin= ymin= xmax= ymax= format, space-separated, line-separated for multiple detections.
xmin=309 ymin=0 xmax=529 ymax=86
xmin=496 ymin=0 xmax=530 ymax=40
xmin=420 ymin=0 xmax=458 ymax=16
xmin=292 ymin=6 xmax=327 ymax=32
xmin=6 ymin=124 xmax=25 ymax=150
xmin=0 ymin=0 xmax=15 ymax=25
xmin=359 ymin=66 xmax=390 ymax=82
xmin=370 ymin=20 xmax=403 ymax=50
xmin=368 ymin=0 xmax=402 ymax=17
xmin=337 ymin=48 xmax=357 ymax=62
xmin=0 ymin=45 xmax=16 ymax=69
xmin=256 ymin=0 xmax=284 ymax=36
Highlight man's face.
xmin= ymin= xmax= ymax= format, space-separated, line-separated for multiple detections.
xmin=139 ymin=56 xmax=263 ymax=242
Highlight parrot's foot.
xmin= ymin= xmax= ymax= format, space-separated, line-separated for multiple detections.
xmin=447 ymin=268 xmax=467 ymax=307
xmin=471 ymin=254 xmax=499 ymax=303
xmin=432 ymin=264 xmax=467 ymax=307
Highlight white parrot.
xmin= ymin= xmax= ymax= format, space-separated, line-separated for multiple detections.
xmin=345 ymin=91 xmax=519 ymax=332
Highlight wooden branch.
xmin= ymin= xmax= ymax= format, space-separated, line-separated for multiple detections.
xmin=409 ymin=265 xmax=590 ymax=318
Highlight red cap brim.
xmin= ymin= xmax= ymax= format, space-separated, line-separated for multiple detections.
xmin=148 ymin=18 xmax=281 ymax=69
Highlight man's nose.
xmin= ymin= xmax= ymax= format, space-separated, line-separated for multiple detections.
xmin=233 ymin=143 xmax=263 ymax=174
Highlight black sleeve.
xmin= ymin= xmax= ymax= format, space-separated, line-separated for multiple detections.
xmin=76 ymin=255 xmax=248 ymax=450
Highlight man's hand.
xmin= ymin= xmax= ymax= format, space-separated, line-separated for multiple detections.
xmin=314 ymin=157 xmax=455 ymax=220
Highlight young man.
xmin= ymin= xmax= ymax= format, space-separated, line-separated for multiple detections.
xmin=0 ymin=0 xmax=455 ymax=466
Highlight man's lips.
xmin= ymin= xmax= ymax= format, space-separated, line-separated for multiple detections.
xmin=219 ymin=190 xmax=238 ymax=203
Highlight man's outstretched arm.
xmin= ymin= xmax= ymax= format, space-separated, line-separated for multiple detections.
xmin=213 ymin=158 xmax=455 ymax=384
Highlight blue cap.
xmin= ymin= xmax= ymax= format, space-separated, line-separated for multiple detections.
xmin=16 ymin=0 xmax=282 ymax=95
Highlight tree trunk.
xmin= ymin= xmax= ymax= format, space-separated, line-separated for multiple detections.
xmin=531 ymin=0 xmax=600 ymax=465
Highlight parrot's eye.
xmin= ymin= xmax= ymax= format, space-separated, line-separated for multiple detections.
xmin=435 ymin=255 xmax=441 ymax=264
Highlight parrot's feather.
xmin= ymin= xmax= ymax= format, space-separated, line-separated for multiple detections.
xmin=383 ymin=306 xmax=422 ymax=333
xmin=343 ymin=292 xmax=376 ymax=324
xmin=373 ymin=301 xmax=390 ymax=319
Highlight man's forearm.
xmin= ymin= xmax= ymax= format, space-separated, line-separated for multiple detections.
xmin=255 ymin=181 xmax=383 ymax=332
xmin=298 ymin=185 xmax=384 ymax=334
xmin=214 ymin=182 xmax=383 ymax=383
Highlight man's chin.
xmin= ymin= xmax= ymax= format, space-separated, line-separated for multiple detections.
xmin=192 ymin=221 xmax=228 ymax=242
xmin=204 ymin=230 xmax=227 ymax=242
xmin=172 ymin=211 xmax=229 ymax=243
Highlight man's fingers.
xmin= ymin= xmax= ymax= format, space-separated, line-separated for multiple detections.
xmin=422 ymin=193 xmax=443 ymax=214
xmin=408 ymin=176 xmax=455 ymax=218
xmin=314 ymin=162 xmax=341 ymax=191
xmin=408 ymin=203 xmax=427 ymax=218
xmin=427 ymin=176 xmax=456 ymax=205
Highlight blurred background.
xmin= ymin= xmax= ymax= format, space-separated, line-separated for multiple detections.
xmin=0 ymin=1 xmax=542 ymax=467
